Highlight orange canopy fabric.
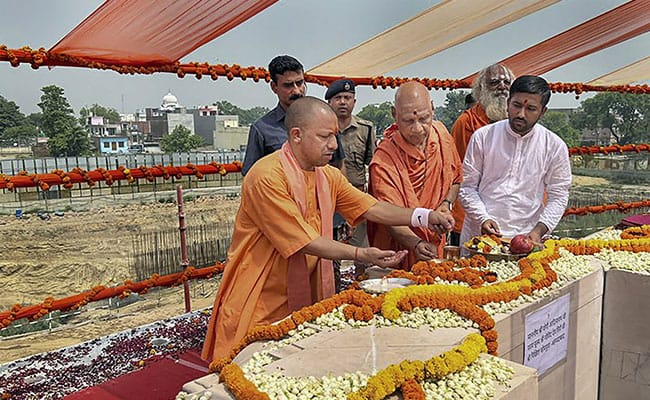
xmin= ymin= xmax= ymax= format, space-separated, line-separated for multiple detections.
xmin=49 ymin=0 xmax=278 ymax=66
xmin=588 ymin=55 xmax=650 ymax=86
xmin=308 ymin=0 xmax=558 ymax=77
xmin=463 ymin=0 xmax=650 ymax=82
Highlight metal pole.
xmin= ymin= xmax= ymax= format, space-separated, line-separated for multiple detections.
xmin=177 ymin=185 xmax=191 ymax=312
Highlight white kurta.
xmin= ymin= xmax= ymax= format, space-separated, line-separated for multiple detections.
xmin=459 ymin=120 xmax=572 ymax=247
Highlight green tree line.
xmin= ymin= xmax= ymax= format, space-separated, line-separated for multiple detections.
xmin=1 ymin=86 xmax=647 ymax=156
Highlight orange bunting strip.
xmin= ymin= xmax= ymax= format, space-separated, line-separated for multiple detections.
xmin=569 ymin=143 xmax=650 ymax=156
xmin=0 ymin=161 xmax=242 ymax=191
xmin=0 ymin=262 xmax=224 ymax=328
xmin=563 ymin=200 xmax=650 ymax=216
xmin=1 ymin=45 xmax=648 ymax=95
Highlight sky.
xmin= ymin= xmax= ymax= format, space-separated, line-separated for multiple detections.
xmin=0 ymin=0 xmax=648 ymax=117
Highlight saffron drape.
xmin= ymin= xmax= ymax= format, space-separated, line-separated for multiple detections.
xmin=588 ymin=55 xmax=650 ymax=86
xmin=307 ymin=0 xmax=558 ymax=77
xmin=463 ymin=0 xmax=650 ymax=82
xmin=49 ymin=0 xmax=278 ymax=66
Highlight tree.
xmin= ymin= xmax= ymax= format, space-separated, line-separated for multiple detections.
xmin=27 ymin=113 xmax=44 ymax=133
xmin=540 ymin=111 xmax=580 ymax=148
xmin=357 ymin=102 xmax=394 ymax=138
xmin=0 ymin=95 xmax=37 ymax=146
xmin=213 ymin=100 xmax=269 ymax=125
xmin=243 ymin=106 xmax=270 ymax=125
xmin=160 ymin=125 xmax=203 ymax=153
xmin=214 ymin=100 xmax=240 ymax=116
xmin=49 ymin=125 xmax=94 ymax=156
xmin=38 ymin=85 xmax=92 ymax=156
xmin=435 ymin=90 xmax=469 ymax=131
xmin=79 ymin=104 xmax=121 ymax=125
xmin=2 ymin=125 xmax=39 ymax=146
xmin=0 ymin=95 xmax=27 ymax=135
xmin=570 ymin=92 xmax=650 ymax=144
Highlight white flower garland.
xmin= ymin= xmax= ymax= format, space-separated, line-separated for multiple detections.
xmin=422 ymin=357 xmax=515 ymax=400
xmin=178 ymin=237 xmax=650 ymax=400
xmin=595 ymin=248 xmax=650 ymax=274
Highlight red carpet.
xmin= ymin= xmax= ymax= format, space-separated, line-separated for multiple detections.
xmin=63 ymin=350 xmax=210 ymax=400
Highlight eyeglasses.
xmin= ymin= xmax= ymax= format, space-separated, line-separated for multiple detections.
xmin=489 ymin=78 xmax=511 ymax=87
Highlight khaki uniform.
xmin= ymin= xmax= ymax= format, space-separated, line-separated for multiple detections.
xmin=338 ymin=115 xmax=376 ymax=249
xmin=339 ymin=115 xmax=376 ymax=190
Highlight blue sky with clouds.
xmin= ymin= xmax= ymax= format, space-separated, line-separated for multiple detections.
xmin=1 ymin=0 xmax=647 ymax=116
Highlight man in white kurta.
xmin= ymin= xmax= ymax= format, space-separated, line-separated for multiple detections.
xmin=458 ymin=75 xmax=572 ymax=250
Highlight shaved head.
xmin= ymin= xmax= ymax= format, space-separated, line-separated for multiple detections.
xmin=393 ymin=81 xmax=434 ymax=150
xmin=285 ymin=96 xmax=339 ymax=170
xmin=395 ymin=81 xmax=432 ymax=109
xmin=285 ymin=96 xmax=335 ymax=132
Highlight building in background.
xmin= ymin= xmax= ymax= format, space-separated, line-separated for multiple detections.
xmin=94 ymin=136 xmax=129 ymax=154
xmin=123 ymin=92 xmax=249 ymax=151
xmin=85 ymin=115 xmax=129 ymax=154
xmin=120 ymin=112 xmax=151 ymax=147
xmin=213 ymin=116 xmax=248 ymax=151
xmin=580 ymin=128 xmax=613 ymax=146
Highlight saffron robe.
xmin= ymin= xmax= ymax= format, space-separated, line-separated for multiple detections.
xmin=450 ymin=104 xmax=491 ymax=234
xmin=368 ymin=121 xmax=462 ymax=269
xmin=201 ymin=151 xmax=376 ymax=361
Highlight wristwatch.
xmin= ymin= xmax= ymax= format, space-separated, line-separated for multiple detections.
xmin=441 ymin=199 xmax=453 ymax=210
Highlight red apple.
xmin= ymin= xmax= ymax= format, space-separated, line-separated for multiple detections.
xmin=509 ymin=234 xmax=534 ymax=254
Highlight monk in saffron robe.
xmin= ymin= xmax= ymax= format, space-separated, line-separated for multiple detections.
xmin=202 ymin=97 xmax=454 ymax=361
xmin=368 ymin=81 xmax=462 ymax=270
xmin=450 ymin=64 xmax=515 ymax=243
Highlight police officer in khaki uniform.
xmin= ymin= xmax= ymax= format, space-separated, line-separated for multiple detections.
xmin=325 ymin=79 xmax=377 ymax=249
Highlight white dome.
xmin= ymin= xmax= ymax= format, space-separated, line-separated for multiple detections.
xmin=162 ymin=92 xmax=178 ymax=106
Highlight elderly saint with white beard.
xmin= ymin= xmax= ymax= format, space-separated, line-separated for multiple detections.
xmin=449 ymin=64 xmax=515 ymax=245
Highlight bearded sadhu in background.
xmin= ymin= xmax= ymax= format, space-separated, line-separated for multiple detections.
xmin=449 ymin=64 xmax=516 ymax=246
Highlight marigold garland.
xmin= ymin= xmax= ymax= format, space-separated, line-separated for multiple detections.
xmin=219 ymin=363 xmax=270 ymax=400
xmin=348 ymin=359 xmax=425 ymax=400
xmin=568 ymin=143 xmax=650 ymax=156
xmin=563 ymin=200 xmax=650 ymax=217
xmin=400 ymin=378 xmax=426 ymax=400
xmin=0 ymin=262 xmax=225 ymax=328
xmin=6 ymin=219 xmax=650 ymax=399
xmin=620 ymin=225 xmax=650 ymax=239
xmin=389 ymin=255 xmax=495 ymax=287
xmin=72 ymin=285 xmax=106 ymax=310
xmin=348 ymin=334 xmax=486 ymax=400
xmin=2 ymin=46 xmax=648 ymax=95
xmin=0 ymin=162 xmax=243 ymax=191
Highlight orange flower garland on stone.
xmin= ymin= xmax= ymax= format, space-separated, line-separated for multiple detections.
xmin=620 ymin=225 xmax=650 ymax=239
xmin=389 ymin=255 xmax=494 ymax=287
xmin=219 ymin=363 xmax=270 ymax=400
xmin=401 ymin=378 xmax=426 ymax=400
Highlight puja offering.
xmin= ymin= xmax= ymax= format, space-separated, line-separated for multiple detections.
xmin=359 ymin=277 xmax=415 ymax=294
xmin=509 ymin=234 xmax=535 ymax=255
xmin=464 ymin=235 xmax=509 ymax=254
xmin=463 ymin=234 xmax=531 ymax=261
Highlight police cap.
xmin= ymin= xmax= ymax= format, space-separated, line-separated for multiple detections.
xmin=325 ymin=79 xmax=355 ymax=100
